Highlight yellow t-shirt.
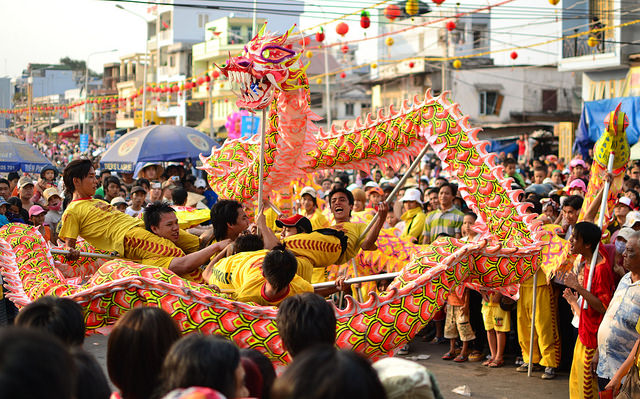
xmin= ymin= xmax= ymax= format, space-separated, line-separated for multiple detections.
xmin=307 ymin=208 xmax=329 ymax=230
xmin=263 ymin=207 xmax=280 ymax=233
xmin=284 ymin=231 xmax=344 ymax=283
xmin=401 ymin=207 xmax=426 ymax=242
xmin=59 ymin=199 xmax=144 ymax=255
xmin=176 ymin=229 xmax=201 ymax=254
xmin=207 ymin=249 xmax=268 ymax=290
xmin=333 ymin=222 xmax=367 ymax=265
xmin=636 ymin=317 xmax=640 ymax=377
xmin=234 ymin=265 xmax=313 ymax=306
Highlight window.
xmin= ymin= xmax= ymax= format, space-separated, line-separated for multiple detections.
xmin=345 ymin=103 xmax=355 ymax=116
xmin=479 ymin=91 xmax=503 ymax=116
xmin=542 ymin=89 xmax=557 ymax=112
xmin=198 ymin=14 xmax=209 ymax=28
xmin=230 ymin=26 xmax=242 ymax=44
xmin=169 ymin=55 xmax=175 ymax=68
xmin=472 ymin=24 xmax=488 ymax=49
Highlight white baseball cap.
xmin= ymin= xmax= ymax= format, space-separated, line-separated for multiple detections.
xmin=194 ymin=178 xmax=207 ymax=189
xmin=400 ymin=188 xmax=423 ymax=205
xmin=624 ymin=211 xmax=640 ymax=228
xmin=299 ymin=186 xmax=317 ymax=199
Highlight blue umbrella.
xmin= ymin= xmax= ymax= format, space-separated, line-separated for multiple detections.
xmin=0 ymin=135 xmax=53 ymax=173
xmin=99 ymin=125 xmax=218 ymax=173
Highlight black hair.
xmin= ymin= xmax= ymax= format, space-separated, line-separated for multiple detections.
xmin=240 ymin=349 xmax=276 ymax=399
xmin=439 ymin=182 xmax=458 ymax=197
xmin=7 ymin=196 xmax=22 ymax=211
xmin=328 ymin=187 xmax=354 ymax=206
xmin=7 ymin=172 xmax=19 ymax=182
xmin=427 ymin=187 xmax=439 ymax=196
xmin=301 ymin=192 xmax=318 ymax=208
xmin=103 ymin=176 xmax=120 ymax=190
xmin=100 ymin=169 xmax=111 ymax=178
xmin=0 ymin=327 xmax=75 ymax=399
xmin=503 ymin=157 xmax=517 ymax=166
xmin=263 ymin=244 xmax=297 ymax=292
xmin=40 ymin=165 xmax=58 ymax=179
xmin=573 ymin=221 xmax=602 ymax=254
xmin=0 ymin=178 xmax=9 ymax=188
xmin=464 ymin=211 xmax=477 ymax=221
xmin=563 ymin=195 xmax=584 ymax=211
xmin=270 ymin=346 xmax=387 ymax=399
xmin=63 ymin=159 xmax=93 ymax=198
xmin=336 ymin=172 xmax=350 ymax=187
xmin=276 ymin=293 xmax=336 ymax=358
xmin=211 ymin=199 xmax=243 ymax=242
xmin=234 ymin=234 xmax=265 ymax=254
xmin=136 ymin=178 xmax=150 ymax=189
xmin=15 ymin=296 xmax=86 ymax=346
xmin=524 ymin=199 xmax=542 ymax=214
xmin=156 ymin=334 xmax=240 ymax=399
xmin=171 ymin=188 xmax=188 ymax=206
xmin=108 ymin=307 xmax=181 ymax=399
xmin=144 ymin=201 xmax=175 ymax=232
xmin=69 ymin=347 xmax=111 ymax=399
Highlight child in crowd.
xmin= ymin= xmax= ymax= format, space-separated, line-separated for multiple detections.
xmin=0 ymin=197 xmax=9 ymax=228
xmin=442 ymin=285 xmax=475 ymax=362
xmin=481 ymin=291 xmax=511 ymax=368
xmin=126 ymin=186 xmax=146 ymax=218
xmin=43 ymin=187 xmax=63 ymax=233
xmin=29 ymin=205 xmax=54 ymax=245
xmin=110 ymin=197 xmax=128 ymax=213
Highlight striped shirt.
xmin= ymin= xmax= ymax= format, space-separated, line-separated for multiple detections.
xmin=423 ymin=206 xmax=464 ymax=243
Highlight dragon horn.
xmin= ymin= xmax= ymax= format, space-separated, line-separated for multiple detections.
xmin=258 ymin=22 xmax=267 ymax=38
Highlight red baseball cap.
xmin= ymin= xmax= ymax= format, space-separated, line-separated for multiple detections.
xmin=275 ymin=214 xmax=312 ymax=233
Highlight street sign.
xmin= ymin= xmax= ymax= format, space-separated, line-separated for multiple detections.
xmin=79 ymin=133 xmax=90 ymax=152
xmin=241 ymin=115 xmax=260 ymax=138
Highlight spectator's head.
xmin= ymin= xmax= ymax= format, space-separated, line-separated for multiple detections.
xmin=0 ymin=327 xmax=75 ymax=399
xmin=144 ymin=201 xmax=179 ymax=243
xmin=40 ymin=165 xmax=58 ymax=182
xmin=43 ymin=187 xmax=63 ymax=210
xmin=69 ymin=347 xmax=111 ymax=399
xmin=28 ymin=204 xmax=47 ymax=226
xmin=130 ymin=186 xmax=147 ymax=208
xmin=351 ymin=188 xmax=366 ymax=212
xmin=240 ymin=349 xmax=276 ymax=399
xmin=194 ymin=178 xmax=207 ymax=195
xmin=63 ymin=159 xmax=95 ymax=198
xmin=7 ymin=172 xmax=19 ymax=189
xmin=462 ymin=211 xmax=477 ymax=238
xmin=570 ymin=221 xmax=601 ymax=256
xmin=568 ymin=178 xmax=587 ymax=197
xmin=373 ymin=357 xmax=442 ymax=399
xmin=503 ymin=158 xmax=517 ymax=178
xmin=270 ymin=346 xmax=386 ymax=399
xmin=438 ymin=183 xmax=456 ymax=209
xmin=158 ymin=334 xmax=248 ymax=399
xmin=211 ymin=200 xmax=249 ymax=241
xmin=368 ymin=187 xmax=384 ymax=205
xmin=14 ymin=296 xmax=85 ymax=346
xmin=569 ymin=159 xmax=586 ymax=179
xmin=625 ymin=189 xmax=640 ymax=208
xmin=17 ymin=176 xmax=35 ymax=202
xmin=276 ymin=214 xmax=312 ymax=240
xmin=103 ymin=176 xmax=121 ymax=200
xmin=150 ymin=181 xmax=163 ymax=201
xmin=171 ymin=188 xmax=188 ymax=207
xmin=7 ymin=196 xmax=22 ymax=218
xmin=276 ymin=293 xmax=336 ymax=358
xmin=299 ymin=187 xmax=318 ymax=213
xmin=400 ymin=188 xmax=422 ymax=212
xmin=136 ymin=178 xmax=150 ymax=192
xmin=0 ymin=178 xmax=10 ymax=200
xmin=107 ymin=307 xmax=180 ymax=399
xmin=623 ymin=231 xmax=640 ymax=274
xmin=562 ymin=195 xmax=583 ymax=227
xmin=533 ymin=167 xmax=547 ymax=184
xmin=321 ymin=179 xmax=332 ymax=193
xmin=629 ymin=161 xmax=640 ymax=180
xmin=110 ymin=197 xmax=128 ymax=213
xmin=262 ymin=244 xmax=297 ymax=293
xmin=329 ymin=187 xmax=354 ymax=223
xmin=232 ymin=234 xmax=265 ymax=254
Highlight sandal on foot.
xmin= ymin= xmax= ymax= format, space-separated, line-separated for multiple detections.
xmin=481 ymin=358 xmax=493 ymax=366
xmin=488 ymin=359 xmax=504 ymax=368
xmin=453 ymin=354 xmax=469 ymax=363
xmin=442 ymin=352 xmax=456 ymax=360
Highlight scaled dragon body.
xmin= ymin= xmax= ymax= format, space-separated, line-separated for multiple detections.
xmin=0 ymin=27 xmax=628 ymax=366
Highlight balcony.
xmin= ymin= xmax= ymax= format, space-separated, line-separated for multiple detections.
xmin=562 ymin=34 xmax=615 ymax=59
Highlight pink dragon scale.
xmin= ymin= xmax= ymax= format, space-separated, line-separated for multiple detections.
xmin=0 ymin=25 xmax=629 ymax=366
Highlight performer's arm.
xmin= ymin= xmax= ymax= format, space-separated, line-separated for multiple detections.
xmin=361 ymin=202 xmax=388 ymax=251
xmin=169 ymin=239 xmax=230 ymax=276
xmin=256 ymin=210 xmax=280 ymax=250
xmin=63 ymin=237 xmax=80 ymax=261
xmin=314 ymin=275 xmax=350 ymax=297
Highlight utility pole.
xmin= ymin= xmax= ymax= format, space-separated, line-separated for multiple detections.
xmin=441 ymin=28 xmax=448 ymax=93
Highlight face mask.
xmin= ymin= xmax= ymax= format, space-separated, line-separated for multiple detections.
xmin=615 ymin=240 xmax=626 ymax=254
xmin=48 ymin=204 xmax=61 ymax=211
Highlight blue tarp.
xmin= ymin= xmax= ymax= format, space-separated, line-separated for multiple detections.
xmin=574 ymin=97 xmax=640 ymax=159
xmin=0 ymin=135 xmax=53 ymax=173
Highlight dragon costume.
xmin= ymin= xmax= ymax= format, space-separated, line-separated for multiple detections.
xmin=0 ymin=26 xmax=629 ymax=366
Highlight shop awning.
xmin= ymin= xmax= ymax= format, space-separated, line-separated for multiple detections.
xmin=52 ymin=122 xmax=80 ymax=137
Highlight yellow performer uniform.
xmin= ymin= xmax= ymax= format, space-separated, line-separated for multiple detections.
xmin=400 ymin=207 xmax=426 ymax=242
xmin=516 ymin=269 xmax=561 ymax=369
xmin=207 ymin=250 xmax=269 ymax=290
xmin=284 ymin=231 xmax=345 ymax=283
xmin=304 ymin=208 xmax=331 ymax=283
xmin=59 ymin=199 xmax=199 ymax=274
xmin=332 ymin=222 xmax=367 ymax=265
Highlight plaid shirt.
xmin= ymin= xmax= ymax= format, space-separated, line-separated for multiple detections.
xmin=423 ymin=206 xmax=464 ymax=243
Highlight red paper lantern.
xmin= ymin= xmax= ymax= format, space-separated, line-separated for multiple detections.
xmin=315 ymin=28 xmax=325 ymax=42
xmin=340 ymin=72 xmax=346 ymax=78
xmin=171 ymin=85 xmax=179 ymax=93
xmin=199 ymin=101 xmax=204 ymax=106
xmin=432 ymin=0 xmax=445 ymax=4
xmin=360 ymin=11 xmax=371 ymax=29
xmin=336 ymin=22 xmax=349 ymax=37
xmin=298 ymin=37 xmax=311 ymax=46
xmin=205 ymin=74 xmax=211 ymax=82
xmin=384 ymin=4 xmax=401 ymax=21
xmin=196 ymin=77 xmax=205 ymax=86
xmin=212 ymin=70 xmax=220 ymax=79
xmin=446 ymin=21 xmax=456 ymax=31
xmin=408 ymin=62 xmax=415 ymax=68
xmin=510 ymin=51 xmax=518 ymax=60
xmin=341 ymin=44 xmax=349 ymax=54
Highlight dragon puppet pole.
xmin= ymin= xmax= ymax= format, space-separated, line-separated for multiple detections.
xmin=312 ymin=272 xmax=400 ymax=289
xmin=257 ymin=109 xmax=267 ymax=229
xmin=584 ymin=152 xmax=616 ymax=310
xmin=50 ymin=249 xmax=118 ymax=260
xmin=358 ymin=143 xmax=431 ymax=241
xmin=527 ymin=270 xmax=539 ymax=377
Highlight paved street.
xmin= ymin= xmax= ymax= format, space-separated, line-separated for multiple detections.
xmin=85 ymin=333 xmax=568 ymax=398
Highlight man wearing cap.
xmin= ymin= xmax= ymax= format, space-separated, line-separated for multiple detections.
xmin=148 ymin=181 xmax=163 ymax=203
xmin=399 ymin=188 xmax=426 ymax=243
xmin=17 ymin=176 xmax=35 ymax=213
xmin=43 ymin=187 xmax=63 ymax=233
xmin=126 ymin=186 xmax=147 ymax=218
xmin=610 ymin=197 xmax=633 ymax=242
xmin=194 ymin=178 xmax=218 ymax=208
xmin=162 ymin=180 xmax=177 ymax=204
xmin=299 ymin=186 xmax=329 ymax=231
xmin=380 ymin=165 xmax=399 ymax=186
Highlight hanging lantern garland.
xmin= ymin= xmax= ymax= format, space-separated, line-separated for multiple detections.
xmin=446 ymin=21 xmax=456 ymax=31
xmin=360 ymin=11 xmax=371 ymax=29
xmin=384 ymin=4 xmax=401 ymax=21
xmin=453 ymin=59 xmax=462 ymax=69
xmin=406 ymin=0 xmax=419 ymax=15
xmin=336 ymin=22 xmax=349 ymax=37
xmin=315 ymin=28 xmax=325 ymax=42
xmin=510 ymin=51 xmax=518 ymax=60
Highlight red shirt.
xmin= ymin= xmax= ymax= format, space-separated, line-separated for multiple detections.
xmin=578 ymin=248 xmax=615 ymax=349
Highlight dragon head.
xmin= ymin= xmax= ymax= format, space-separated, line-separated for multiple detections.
xmin=594 ymin=102 xmax=630 ymax=170
xmin=218 ymin=24 xmax=307 ymax=110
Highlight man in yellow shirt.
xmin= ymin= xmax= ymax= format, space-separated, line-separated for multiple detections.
xmin=399 ymin=188 xmax=426 ymax=243
xmin=60 ymin=159 xmax=228 ymax=279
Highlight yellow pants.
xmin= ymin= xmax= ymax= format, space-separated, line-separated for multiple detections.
xmin=569 ymin=338 xmax=598 ymax=399
xmin=517 ymin=283 xmax=561 ymax=368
